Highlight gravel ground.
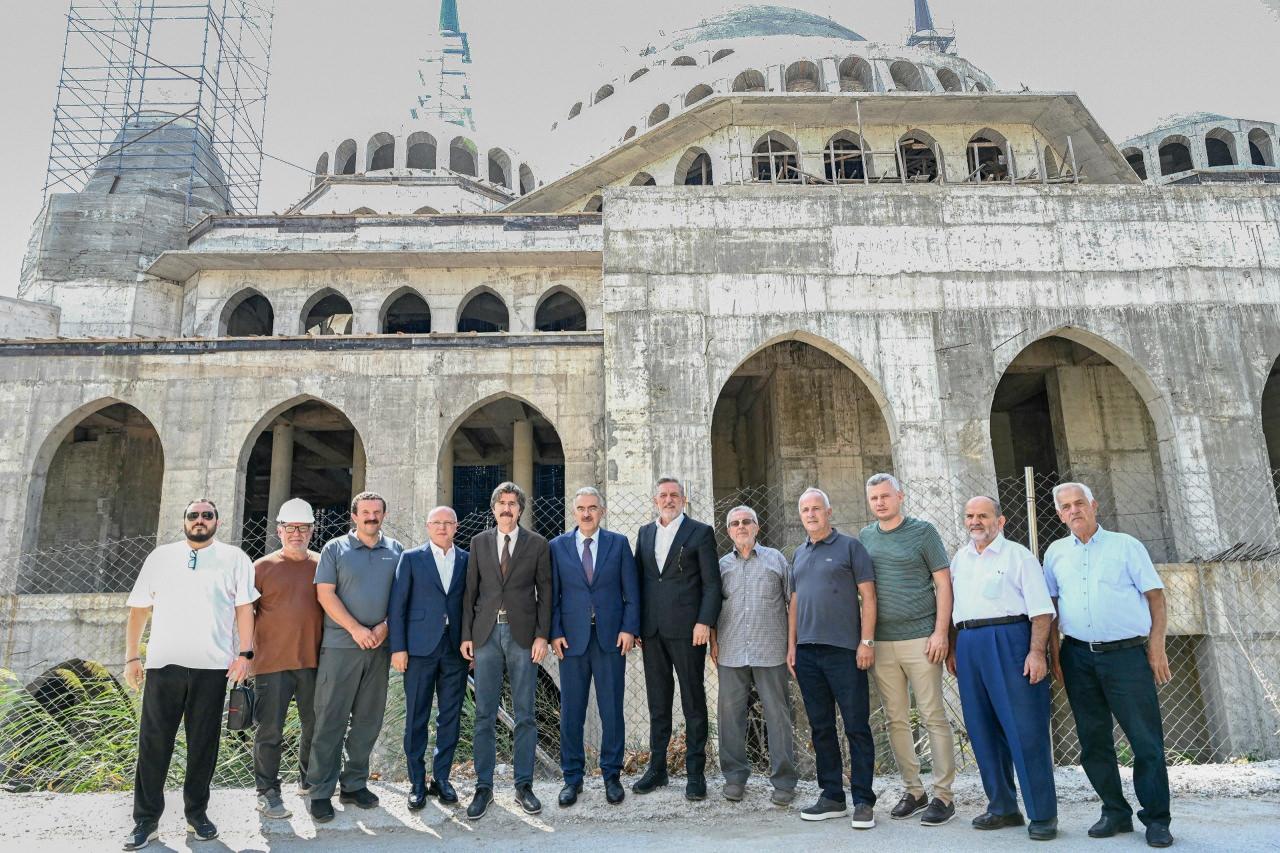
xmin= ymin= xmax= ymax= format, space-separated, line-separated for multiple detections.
xmin=4 ymin=762 xmax=1278 ymax=852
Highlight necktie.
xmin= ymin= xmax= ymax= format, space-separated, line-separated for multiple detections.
xmin=582 ymin=537 xmax=594 ymax=585
xmin=501 ymin=534 xmax=511 ymax=579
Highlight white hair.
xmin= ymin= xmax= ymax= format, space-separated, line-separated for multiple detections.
xmin=1052 ymin=481 xmax=1095 ymax=509
xmin=574 ymin=486 xmax=606 ymax=509
xmin=725 ymin=504 xmax=758 ymax=525
xmin=865 ymin=472 xmax=902 ymax=492
xmin=797 ymin=487 xmax=831 ymax=511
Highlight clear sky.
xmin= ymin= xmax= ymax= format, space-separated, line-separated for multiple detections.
xmin=2 ymin=0 xmax=1279 ymax=299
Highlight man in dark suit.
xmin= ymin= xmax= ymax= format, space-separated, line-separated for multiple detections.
xmin=550 ymin=486 xmax=640 ymax=808
xmin=388 ymin=506 xmax=469 ymax=811
xmin=633 ymin=476 xmax=722 ymax=801
xmin=460 ymin=481 xmax=552 ymax=820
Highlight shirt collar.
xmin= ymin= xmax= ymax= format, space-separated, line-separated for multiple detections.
xmin=498 ymin=525 xmax=520 ymax=543
xmin=575 ymin=526 xmax=602 ymax=545
xmin=804 ymin=526 xmax=840 ymax=549
xmin=349 ymin=531 xmax=386 ymax=550
xmin=657 ymin=512 xmax=685 ymax=531
xmin=1070 ymin=523 xmax=1108 ymax=546
xmin=429 ymin=541 xmax=452 ymax=560
xmin=731 ymin=542 xmax=763 ymax=561
xmin=967 ymin=532 xmax=1006 ymax=556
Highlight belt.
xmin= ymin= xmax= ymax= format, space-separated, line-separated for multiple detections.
xmin=956 ymin=614 xmax=1029 ymax=631
xmin=1065 ymin=635 xmax=1146 ymax=653
xmin=496 ymin=610 xmax=509 ymax=625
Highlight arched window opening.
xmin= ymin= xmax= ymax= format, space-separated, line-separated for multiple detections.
xmin=672 ymin=55 xmax=697 ymax=67
xmin=519 ymin=164 xmax=536 ymax=194
xmin=629 ymin=67 xmax=649 ymax=82
xmin=568 ymin=101 xmax=583 ymax=119
xmin=406 ymin=131 xmax=437 ymax=170
xmin=457 ymin=291 xmax=509 ymax=333
xmin=1205 ymin=129 xmax=1236 ymax=167
xmin=784 ymin=60 xmax=821 ymax=92
xmin=223 ymin=290 xmax=274 ymax=336
xmin=731 ymin=69 xmax=767 ymax=92
xmin=366 ymin=132 xmax=394 ymax=171
xmin=414 ymin=206 xmax=439 ymax=214
xmin=899 ymin=134 xmax=939 ymax=181
xmin=631 ymin=172 xmax=656 ymax=186
xmin=678 ymin=149 xmax=713 ymax=185
xmin=753 ymin=133 xmax=801 ymax=183
xmin=824 ymin=135 xmax=866 ymax=183
xmin=583 ymin=195 xmax=603 ymax=213
xmin=1124 ymin=147 xmax=1148 ymax=181
xmin=487 ymin=148 xmax=512 ymax=189
xmin=684 ymin=84 xmax=713 ymax=107
xmin=303 ymin=292 xmax=353 ymax=336
xmin=1158 ymin=138 xmax=1193 ymax=175
xmin=622 ymin=126 xmax=638 ymax=141
xmin=350 ymin=207 xmax=377 ymax=215
xmin=449 ymin=137 xmax=478 ymax=176
xmin=535 ymin=289 xmax=587 ymax=332
xmin=595 ymin=84 xmax=614 ymax=103
xmin=382 ymin=290 xmax=431 ymax=334
xmin=936 ymin=68 xmax=963 ymax=92
xmin=838 ymin=56 xmax=873 ymax=92
xmin=648 ymin=103 xmax=670 ymax=127
xmin=335 ymin=139 xmax=357 ymax=175
xmin=967 ymin=133 xmax=1009 ymax=181
xmin=711 ymin=48 xmax=734 ymax=63
xmin=1249 ymin=129 xmax=1274 ymax=166
xmin=314 ymin=153 xmax=328 ymax=188
xmin=889 ymin=61 xmax=924 ymax=91
xmin=971 ymin=80 xmax=989 ymax=92
xmin=1263 ymin=355 xmax=1280 ymax=481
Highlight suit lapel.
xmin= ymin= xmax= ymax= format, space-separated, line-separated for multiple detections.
xmin=661 ymin=518 xmax=695 ymax=573
xmin=423 ymin=548 xmax=445 ymax=595
xmin=640 ymin=523 xmax=657 ymax=575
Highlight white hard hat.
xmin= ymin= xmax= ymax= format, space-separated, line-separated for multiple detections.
xmin=276 ymin=498 xmax=315 ymax=524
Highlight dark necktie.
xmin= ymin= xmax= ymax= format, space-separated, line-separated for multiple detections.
xmin=501 ymin=534 xmax=511 ymax=579
xmin=582 ymin=537 xmax=594 ymax=585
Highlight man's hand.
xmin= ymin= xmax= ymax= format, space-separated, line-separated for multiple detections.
xmin=856 ymin=643 xmax=874 ymax=670
xmin=925 ymin=631 xmax=948 ymax=665
xmin=460 ymin=640 xmax=474 ymax=661
xmin=692 ymin=623 xmax=711 ymax=646
xmin=946 ymin=650 xmax=957 ymax=676
xmin=1050 ymin=649 xmax=1064 ymax=684
xmin=1148 ymin=641 xmax=1171 ymax=685
xmin=531 ymin=638 xmax=549 ymax=665
xmin=227 ymin=656 xmax=251 ymax=685
xmin=392 ymin=651 xmax=408 ymax=673
xmin=1024 ymin=650 xmax=1047 ymax=684
xmin=551 ymin=637 xmax=568 ymax=659
xmin=709 ymin=637 xmax=719 ymax=666
xmin=371 ymin=622 xmax=389 ymax=648
xmin=617 ymin=632 xmax=634 ymax=655
xmin=125 ymin=659 xmax=145 ymax=691
xmin=786 ymin=643 xmax=796 ymax=678
xmin=349 ymin=625 xmax=377 ymax=649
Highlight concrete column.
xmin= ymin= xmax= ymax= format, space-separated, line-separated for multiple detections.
xmin=513 ymin=419 xmax=534 ymax=528
xmin=439 ymin=441 xmax=454 ymax=506
xmin=351 ymin=433 xmax=367 ymax=498
xmin=874 ymin=60 xmax=897 ymax=92
xmin=266 ymin=421 xmax=293 ymax=528
xmin=820 ymin=57 xmax=840 ymax=92
xmin=768 ymin=64 xmax=784 ymax=92
xmin=1233 ymin=130 xmax=1251 ymax=166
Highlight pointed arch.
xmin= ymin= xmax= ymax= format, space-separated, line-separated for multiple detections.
xmin=966 ymin=127 xmax=1010 ymax=181
xmin=898 ymin=129 xmax=941 ymax=181
xmin=630 ymin=172 xmax=656 ymax=186
xmin=219 ymin=287 xmax=274 ymax=336
xmin=534 ymin=285 xmax=587 ymax=332
xmin=675 ymin=147 xmax=713 ymax=185
xmin=301 ymin=287 xmax=354 ymax=336
xmin=752 ymin=130 xmax=800 ymax=183
xmin=823 ymin=130 xmax=870 ymax=182
xmin=379 ymin=286 xmax=431 ymax=334
xmin=457 ymin=285 xmax=510 ymax=333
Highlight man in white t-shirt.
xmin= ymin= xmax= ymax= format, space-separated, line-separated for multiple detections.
xmin=121 ymin=499 xmax=258 ymax=851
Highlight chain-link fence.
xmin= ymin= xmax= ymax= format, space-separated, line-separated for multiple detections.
xmin=3 ymin=468 xmax=1279 ymax=792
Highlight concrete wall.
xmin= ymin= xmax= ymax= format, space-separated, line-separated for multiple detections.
xmin=0 ymin=297 xmax=59 ymax=340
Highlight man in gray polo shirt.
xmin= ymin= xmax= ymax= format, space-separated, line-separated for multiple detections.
xmin=307 ymin=491 xmax=404 ymax=823
xmin=788 ymin=487 xmax=878 ymax=830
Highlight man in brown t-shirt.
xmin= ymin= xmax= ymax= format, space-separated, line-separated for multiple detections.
xmin=252 ymin=498 xmax=323 ymax=819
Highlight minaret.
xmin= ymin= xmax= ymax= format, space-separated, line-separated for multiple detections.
xmin=906 ymin=0 xmax=955 ymax=53
xmin=412 ymin=0 xmax=476 ymax=129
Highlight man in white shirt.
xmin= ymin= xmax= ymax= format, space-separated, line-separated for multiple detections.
xmin=122 ymin=499 xmax=258 ymax=851
xmin=947 ymin=496 xmax=1058 ymax=841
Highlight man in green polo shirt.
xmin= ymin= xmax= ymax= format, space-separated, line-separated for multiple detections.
xmin=859 ymin=473 xmax=956 ymax=827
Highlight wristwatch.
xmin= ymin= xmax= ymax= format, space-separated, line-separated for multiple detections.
xmin=238 ymin=650 xmax=255 ymax=660
xmin=861 ymin=639 xmax=875 ymax=648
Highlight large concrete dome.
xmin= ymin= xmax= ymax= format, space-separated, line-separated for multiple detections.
xmin=663 ymin=5 xmax=866 ymax=49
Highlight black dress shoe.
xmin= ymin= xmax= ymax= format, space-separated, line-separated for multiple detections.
xmin=559 ymin=781 xmax=582 ymax=807
xmin=972 ymin=810 xmax=1025 ymax=830
xmin=685 ymin=776 xmax=707 ymax=801
xmin=186 ymin=815 xmax=218 ymax=842
xmin=466 ymin=787 xmax=492 ymax=821
xmin=339 ymin=787 xmax=380 ymax=809
xmin=407 ymin=788 xmax=427 ymax=811
xmin=122 ymin=824 xmax=158 ymax=850
xmin=310 ymin=798 xmax=335 ymax=823
xmin=633 ymin=766 xmax=669 ymax=794
xmin=1146 ymin=824 xmax=1173 ymax=848
xmin=605 ymin=776 xmax=625 ymax=805
xmin=1089 ymin=815 xmax=1134 ymax=837
xmin=427 ymin=778 xmax=458 ymax=805
xmin=515 ymin=783 xmax=542 ymax=815
xmin=1028 ymin=818 xmax=1058 ymax=841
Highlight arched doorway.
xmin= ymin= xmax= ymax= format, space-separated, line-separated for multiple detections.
xmin=24 ymin=402 xmax=164 ymax=593
xmin=441 ymin=397 xmax=565 ymax=547
xmin=240 ymin=399 xmax=365 ymax=558
xmin=990 ymin=334 xmax=1172 ymax=560
xmin=711 ymin=339 xmax=892 ymax=551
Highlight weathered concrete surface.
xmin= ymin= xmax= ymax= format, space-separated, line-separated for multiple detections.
xmin=0 ymin=297 xmax=58 ymax=339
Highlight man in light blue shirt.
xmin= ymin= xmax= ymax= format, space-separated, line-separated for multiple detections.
xmin=1044 ymin=482 xmax=1172 ymax=849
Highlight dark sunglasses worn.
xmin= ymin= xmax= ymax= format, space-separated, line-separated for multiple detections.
xmin=186 ymin=511 xmax=216 ymax=521
xmin=188 ymin=550 xmax=198 ymax=570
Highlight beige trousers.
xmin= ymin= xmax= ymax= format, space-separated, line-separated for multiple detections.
xmin=873 ymin=637 xmax=956 ymax=803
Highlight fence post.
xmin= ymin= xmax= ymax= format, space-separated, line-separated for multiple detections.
xmin=1024 ymin=466 xmax=1039 ymax=555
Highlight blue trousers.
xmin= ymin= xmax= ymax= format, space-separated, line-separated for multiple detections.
xmin=955 ymin=621 xmax=1057 ymax=821
xmin=403 ymin=637 xmax=469 ymax=793
xmin=559 ymin=625 xmax=627 ymax=786
xmin=794 ymin=643 xmax=876 ymax=806
xmin=472 ymin=623 xmax=538 ymax=788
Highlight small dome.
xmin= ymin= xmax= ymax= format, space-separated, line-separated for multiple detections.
xmin=662 ymin=5 xmax=865 ymax=50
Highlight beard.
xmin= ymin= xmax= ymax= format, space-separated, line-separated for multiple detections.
xmin=187 ymin=526 xmax=215 ymax=543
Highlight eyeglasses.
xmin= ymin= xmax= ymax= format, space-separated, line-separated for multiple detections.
xmin=727 ymin=519 xmax=757 ymax=528
xmin=427 ymin=520 xmax=457 ymax=528
xmin=186 ymin=511 xmax=215 ymax=521
xmin=188 ymin=550 xmax=198 ymax=571
xmin=279 ymin=524 xmax=312 ymax=534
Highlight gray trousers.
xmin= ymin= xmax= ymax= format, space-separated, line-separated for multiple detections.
xmin=253 ymin=667 xmax=317 ymax=794
xmin=716 ymin=663 xmax=799 ymax=791
xmin=307 ymin=645 xmax=390 ymax=799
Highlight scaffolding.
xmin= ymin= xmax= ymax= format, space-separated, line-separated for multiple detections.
xmin=412 ymin=0 xmax=475 ymax=130
xmin=43 ymin=0 xmax=275 ymax=221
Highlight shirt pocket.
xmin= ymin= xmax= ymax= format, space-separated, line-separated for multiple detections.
xmin=720 ymin=566 xmax=742 ymax=599
xmin=981 ymin=570 xmax=1004 ymax=600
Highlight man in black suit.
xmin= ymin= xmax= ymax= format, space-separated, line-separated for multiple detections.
xmin=632 ymin=476 xmax=722 ymax=801
xmin=460 ymin=482 xmax=552 ymax=820
xmin=388 ymin=506 xmax=469 ymax=811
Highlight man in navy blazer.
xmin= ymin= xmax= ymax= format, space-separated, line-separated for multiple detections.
xmin=389 ymin=506 xmax=469 ymax=811
xmin=550 ymin=486 xmax=640 ymax=808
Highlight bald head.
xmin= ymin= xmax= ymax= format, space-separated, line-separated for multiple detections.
xmin=963 ymin=495 xmax=1004 ymax=552
xmin=426 ymin=505 xmax=458 ymax=550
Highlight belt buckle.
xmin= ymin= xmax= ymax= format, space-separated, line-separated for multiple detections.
xmin=1088 ymin=639 xmax=1102 ymax=653
xmin=497 ymin=609 xmax=508 ymax=624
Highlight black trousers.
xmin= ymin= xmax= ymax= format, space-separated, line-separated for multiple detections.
xmin=133 ymin=665 xmax=227 ymax=827
xmin=641 ymin=633 xmax=708 ymax=776
xmin=253 ymin=668 xmax=317 ymax=794
xmin=1061 ymin=639 xmax=1171 ymax=828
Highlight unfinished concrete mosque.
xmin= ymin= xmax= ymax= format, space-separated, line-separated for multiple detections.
xmin=3 ymin=0 xmax=1280 ymax=763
